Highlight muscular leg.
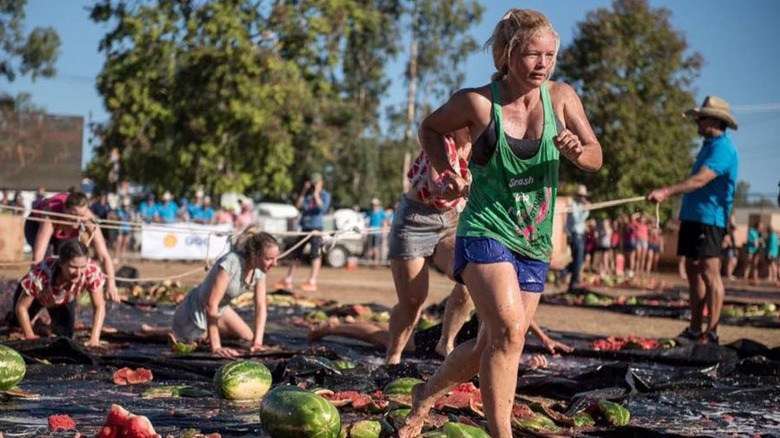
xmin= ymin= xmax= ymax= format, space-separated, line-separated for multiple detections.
xmin=401 ymin=262 xmax=527 ymax=438
xmin=306 ymin=321 xmax=408 ymax=351
xmin=308 ymin=257 xmax=322 ymax=284
xmin=431 ymin=235 xmax=474 ymax=357
xmin=685 ymin=257 xmax=705 ymax=333
xmin=386 ymin=257 xmax=429 ymax=364
xmin=435 ymin=283 xmax=473 ymax=357
xmin=398 ymin=336 xmax=483 ymax=438
xmin=699 ymin=256 xmax=724 ymax=334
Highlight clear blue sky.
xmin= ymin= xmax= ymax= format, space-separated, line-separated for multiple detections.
xmin=6 ymin=0 xmax=780 ymax=198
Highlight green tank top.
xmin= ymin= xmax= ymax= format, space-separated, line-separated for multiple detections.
xmin=457 ymin=81 xmax=560 ymax=261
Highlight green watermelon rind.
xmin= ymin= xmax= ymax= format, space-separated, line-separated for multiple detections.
xmin=0 ymin=344 xmax=25 ymax=390
xmin=597 ymin=399 xmax=631 ymax=426
xmin=383 ymin=377 xmax=424 ymax=396
xmin=348 ymin=420 xmax=383 ymax=438
xmin=443 ymin=422 xmax=491 ymax=438
xmin=213 ymin=359 xmax=272 ymax=401
xmin=260 ymin=386 xmax=341 ymax=438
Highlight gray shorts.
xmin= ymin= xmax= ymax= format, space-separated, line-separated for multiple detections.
xmin=172 ymin=304 xmax=207 ymax=342
xmin=387 ymin=195 xmax=459 ymax=260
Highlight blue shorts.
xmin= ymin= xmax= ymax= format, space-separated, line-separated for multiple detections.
xmin=454 ymin=237 xmax=549 ymax=293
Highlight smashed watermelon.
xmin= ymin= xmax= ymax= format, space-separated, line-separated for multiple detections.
xmin=97 ymin=404 xmax=160 ymax=438
xmin=112 ymin=367 xmax=153 ymax=385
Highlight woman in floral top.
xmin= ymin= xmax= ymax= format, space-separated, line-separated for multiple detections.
xmin=8 ymin=239 xmax=107 ymax=346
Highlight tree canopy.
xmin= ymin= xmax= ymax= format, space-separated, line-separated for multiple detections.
xmin=0 ymin=0 xmax=60 ymax=83
xmin=555 ymin=0 xmax=702 ymax=222
xmin=86 ymin=0 xmax=483 ymax=208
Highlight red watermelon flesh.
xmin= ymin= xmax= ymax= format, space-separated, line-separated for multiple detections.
xmin=48 ymin=414 xmax=76 ymax=430
xmin=97 ymin=404 xmax=160 ymax=438
xmin=112 ymin=367 xmax=154 ymax=385
xmin=435 ymin=382 xmax=482 ymax=410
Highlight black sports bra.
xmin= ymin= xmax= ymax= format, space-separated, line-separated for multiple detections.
xmin=471 ymin=116 xmax=564 ymax=166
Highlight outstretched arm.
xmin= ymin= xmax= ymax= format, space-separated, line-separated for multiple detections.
xmin=250 ymin=278 xmax=268 ymax=352
xmin=86 ymin=286 xmax=107 ymax=347
xmin=647 ymin=166 xmax=717 ymax=203
xmin=89 ymin=222 xmax=119 ymax=302
xmin=529 ymin=321 xmax=573 ymax=354
xmin=14 ymin=293 xmax=39 ymax=340
xmin=32 ymin=219 xmax=54 ymax=264
xmin=205 ymin=269 xmax=238 ymax=357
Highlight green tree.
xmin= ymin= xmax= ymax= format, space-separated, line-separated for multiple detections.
xmin=386 ymin=0 xmax=484 ymax=195
xmin=87 ymin=0 xmax=483 ymax=209
xmin=733 ymin=180 xmax=751 ymax=207
xmin=88 ymin=0 xmax=313 ymax=198
xmin=0 ymin=0 xmax=60 ymax=82
xmin=88 ymin=0 xmax=401 ymax=207
xmin=555 ymin=0 xmax=701 ymax=222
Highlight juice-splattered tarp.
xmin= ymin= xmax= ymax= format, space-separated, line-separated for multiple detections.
xmin=0 ymin=295 xmax=778 ymax=437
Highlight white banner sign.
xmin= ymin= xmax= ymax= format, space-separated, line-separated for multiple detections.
xmin=141 ymin=223 xmax=234 ymax=260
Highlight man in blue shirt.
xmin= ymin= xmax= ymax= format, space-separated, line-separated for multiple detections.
xmin=647 ymin=96 xmax=739 ymax=345
xmin=275 ymin=172 xmax=332 ymax=292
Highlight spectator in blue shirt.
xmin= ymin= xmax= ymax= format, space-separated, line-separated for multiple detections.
xmin=365 ymin=198 xmax=386 ymax=263
xmin=177 ymin=197 xmax=191 ymax=222
xmin=138 ymin=194 xmax=157 ymax=223
xmin=154 ymin=191 xmax=178 ymax=224
xmin=275 ymin=172 xmax=331 ymax=292
xmin=648 ymin=95 xmax=739 ymax=345
xmin=192 ymin=196 xmax=216 ymax=224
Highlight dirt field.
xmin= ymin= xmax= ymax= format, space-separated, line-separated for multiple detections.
xmin=4 ymin=257 xmax=776 ymax=348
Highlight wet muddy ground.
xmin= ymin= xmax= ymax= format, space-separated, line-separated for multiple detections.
xmin=1 ymin=262 xmax=779 ymax=437
xmin=1 ymin=294 xmax=779 ymax=437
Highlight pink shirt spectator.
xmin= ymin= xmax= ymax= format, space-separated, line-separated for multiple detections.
xmin=633 ymin=218 xmax=649 ymax=242
xmin=31 ymin=193 xmax=80 ymax=240
xmin=215 ymin=209 xmax=234 ymax=225
xmin=234 ymin=205 xmax=254 ymax=231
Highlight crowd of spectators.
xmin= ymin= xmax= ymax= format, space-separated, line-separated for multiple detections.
xmin=741 ymin=218 xmax=779 ymax=285
xmin=561 ymin=211 xmax=663 ymax=286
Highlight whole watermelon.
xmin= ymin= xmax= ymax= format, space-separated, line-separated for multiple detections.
xmin=259 ymin=386 xmax=341 ymax=438
xmin=213 ymin=359 xmax=272 ymax=400
xmin=0 ymin=344 xmax=25 ymax=390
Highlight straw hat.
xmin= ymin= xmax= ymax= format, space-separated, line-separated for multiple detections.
xmin=684 ymin=95 xmax=738 ymax=130
xmin=575 ymin=184 xmax=589 ymax=197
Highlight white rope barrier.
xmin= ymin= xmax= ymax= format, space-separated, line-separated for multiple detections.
xmin=0 ymin=194 xmax=656 ymax=283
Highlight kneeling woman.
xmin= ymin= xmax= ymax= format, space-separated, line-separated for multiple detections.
xmin=172 ymin=227 xmax=280 ymax=357
xmin=9 ymin=239 xmax=108 ymax=347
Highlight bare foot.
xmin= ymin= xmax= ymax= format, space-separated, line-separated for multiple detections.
xmin=306 ymin=321 xmax=339 ymax=343
xmin=434 ymin=339 xmax=454 ymax=358
xmin=396 ymin=383 xmax=429 ymax=438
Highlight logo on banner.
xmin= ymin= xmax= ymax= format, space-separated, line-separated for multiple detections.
xmin=164 ymin=234 xmax=178 ymax=248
